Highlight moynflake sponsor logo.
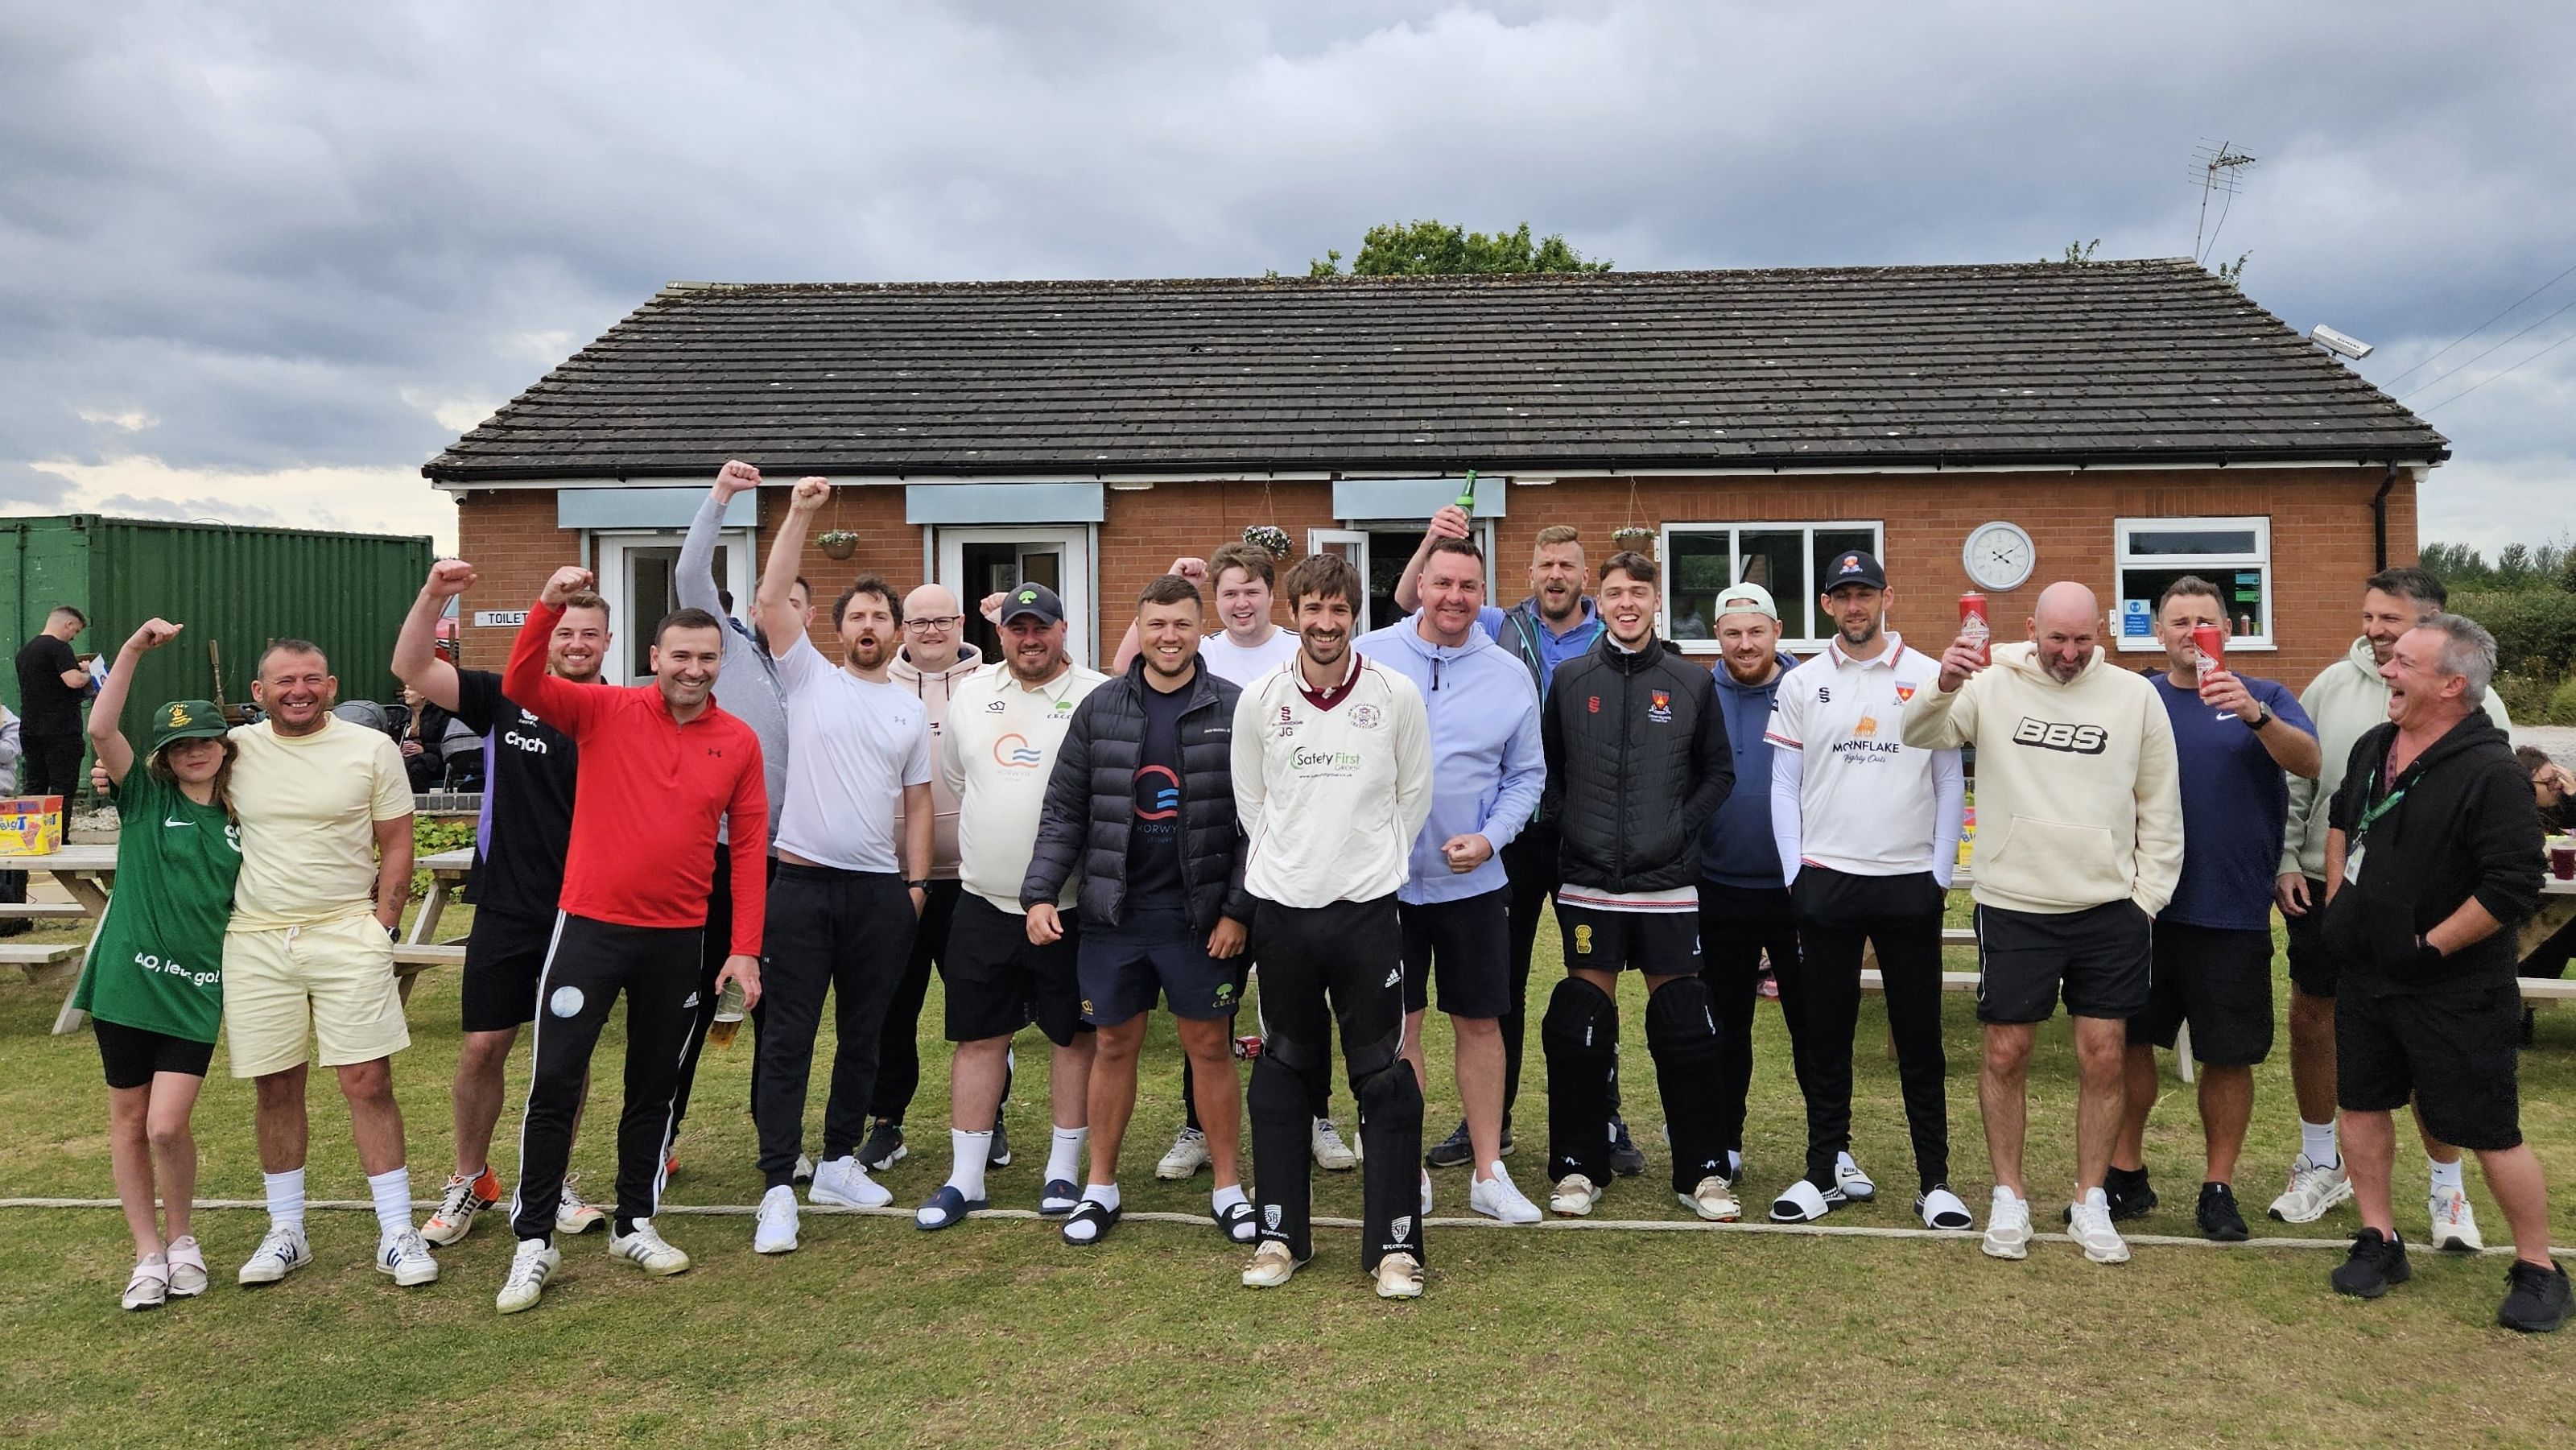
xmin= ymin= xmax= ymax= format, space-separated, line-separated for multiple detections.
xmin=2012 ymin=717 xmax=2108 ymax=754
xmin=994 ymin=732 xmax=1045 ymax=768
xmin=1290 ymin=747 xmax=1361 ymax=770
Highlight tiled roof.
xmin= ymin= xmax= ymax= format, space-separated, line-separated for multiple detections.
xmin=423 ymin=259 xmax=2446 ymax=481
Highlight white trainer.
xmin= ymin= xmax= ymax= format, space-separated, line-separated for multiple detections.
xmin=166 ymin=1236 xmax=209 ymax=1299
xmin=1311 ymin=1118 xmax=1359 ymax=1171
xmin=1834 ymin=1151 xmax=1877 ymax=1203
xmin=1374 ymin=1251 xmax=1425 ymax=1299
xmin=237 ymin=1223 xmax=312 ymax=1285
xmin=377 ymin=1229 xmax=441 ymax=1287
xmin=1550 ymin=1174 xmax=1603 ymax=1217
xmin=2066 ymin=1192 xmax=2131 ymax=1265
xmin=1681 ymin=1175 xmax=1742 ymax=1223
xmin=495 ymin=1237 xmax=560 ymax=1314
xmin=809 ymin=1155 xmax=894 ymax=1209
xmin=1157 ymin=1126 xmax=1211 ymax=1180
xmin=2429 ymin=1185 xmax=2484 ymax=1252
xmin=609 ymin=1218 xmax=691 ymax=1276
xmin=792 ymin=1153 xmax=815 ymax=1184
xmin=1469 ymin=1163 xmax=1543 ymax=1225
xmin=421 ymin=1171 xmax=497 ymax=1246
xmin=1981 ymin=1188 xmax=2032 ymax=1260
xmin=122 ymin=1255 xmax=171 ymax=1312
xmin=754 ymin=1184 xmax=802 ymax=1254
xmin=1241 ymin=1240 xmax=1303 ymax=1288
xmin=556 ymin=1171 xmax=609 ymax=1235
xmin=2267 ymin=1152 xmax=2353 ymax=1224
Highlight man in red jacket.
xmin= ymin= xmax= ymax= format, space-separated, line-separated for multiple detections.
xmin=492 ymin=564 xmax=768 ymax=1315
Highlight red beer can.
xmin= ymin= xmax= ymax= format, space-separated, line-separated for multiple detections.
xmin=2191 ymin=622 xmax=2226 ymax=678
xmin=1959 ymin=592 xmax=1991 ymax=667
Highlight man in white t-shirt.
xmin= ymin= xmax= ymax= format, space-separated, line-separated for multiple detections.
xmin=1765 ymin=551 xmax=1971 ymax=1230
xmin=914 ymin=582 xmax=1109 ymax=1230
xmin=1113 ymin=543 xmax=1352 ymax=1179
xmin=746 ymin=477 xmax=935 ymax=1256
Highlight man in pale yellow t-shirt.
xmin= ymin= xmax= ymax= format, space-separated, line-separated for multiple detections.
xmin=222 ymin=640 xmax=432 ymax=1291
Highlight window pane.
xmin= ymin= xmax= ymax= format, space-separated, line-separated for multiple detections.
xmin=2117 ymin=567 xmax=2268 ymax=640
xmin=1667 ymin=531 xmax=1732 ymax=642
xmin=2127 ymin=527 xmax=2258 ymax=557
xmin=1738 ymin=531 xmax=1806 ymax=636
xmin=628 ymin=547 xmax=679 ymax=679
xmin=1810 ymin=527 xmax=1879 ymax=639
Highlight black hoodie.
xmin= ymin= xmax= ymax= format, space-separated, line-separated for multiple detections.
xmin=2322 ymin=710 xmax=2544 ymax=995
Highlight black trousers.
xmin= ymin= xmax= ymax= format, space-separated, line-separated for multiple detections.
xmin=1784 ymin=865 xmax=1951 ymax=1193
xmin=670 ymin=845 xmax=776 ymax=1141
xmin=1499 ymin=820 xmax=1562 ymax=1125
xmin=20 ymin=731 xmax=85 ymax=799
xmin=1699 ymin=878 xmax=1802 ymax=1163
xmin=1248 ymin=896 xmax=1422 ymax=1270
xmin=751 ymin=864 xmax=916 ymax=1188
xmin=870 ymin=879 xmax=962 ymax=1122
xmin=510 ymin=914 xmax=704 ymax=1240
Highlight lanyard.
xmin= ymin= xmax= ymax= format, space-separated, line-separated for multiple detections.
xmin=2353 ymin=763 xmax=2408 ymax=841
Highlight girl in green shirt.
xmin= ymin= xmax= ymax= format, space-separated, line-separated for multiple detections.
xmin=75 ymin=618 xmax=241 ymax=1311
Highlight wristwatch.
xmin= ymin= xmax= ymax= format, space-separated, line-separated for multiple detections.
xmin=904 ymin=879 xmax=928 ymax=893
xmin=2244 ymin=702 xmax=2274 ymax=731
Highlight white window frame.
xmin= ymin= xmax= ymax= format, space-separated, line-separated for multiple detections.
xmin=933 ymin=523 xmax=1096 ymax=667
xmin=2112 ymin=515 xmax=2273 ymax=652
xmin=591 ymin=529 xmax=756 ymax=685
xmin=1657 ymin=520 xmax=1885 ymax=653
xmin=1311 ymin=520 xmax=1498 ymax=634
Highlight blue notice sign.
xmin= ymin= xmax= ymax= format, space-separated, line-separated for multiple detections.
xmin=2120 ymin=598 xmax=2153 ymax=638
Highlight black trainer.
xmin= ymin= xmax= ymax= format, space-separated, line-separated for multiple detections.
xmin=2499 ymin=1259 xmax=2574 ymax=1333
xmin=2196 ymin=1182 xmax=2250 ymax=1242
xmin=858 ymin=1119 xmax=906 ymax=1173
xmin=2331 ymin=1228 xmax=2412 ymax=1299
xmin=1426 ymin=1121 xmax=1474 ymax=1170
xmin=1608 ymin=1117 xmax=1645 ymax=1177
xmin=988 ymin=1120 xmax=1011 ymax=1168
xmin=2107 ymin=1165 xmax=2157 ymax=1221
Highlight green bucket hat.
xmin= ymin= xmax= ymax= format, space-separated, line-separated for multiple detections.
xmin=149 ymin=700 xmax=229 ymax=754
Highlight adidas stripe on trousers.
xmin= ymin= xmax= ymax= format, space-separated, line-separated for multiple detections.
xmin=510 ymin=913 xmax=705 ymax=1241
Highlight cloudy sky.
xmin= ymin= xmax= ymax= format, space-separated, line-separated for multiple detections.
xmin=5 ymin=2 xmax=2569 ymax=555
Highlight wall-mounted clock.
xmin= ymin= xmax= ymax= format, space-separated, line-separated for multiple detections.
xmin=1963 ymin=521 xmax=2036 ymax=593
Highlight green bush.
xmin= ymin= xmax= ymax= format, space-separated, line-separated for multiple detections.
xmin=411 ymin=816 xmax=476 ymax=900
xmin=2550 ymin=675 xmax=2576 ymax=726
xmin=2452 ymin=589 xmax=2576 ymax=680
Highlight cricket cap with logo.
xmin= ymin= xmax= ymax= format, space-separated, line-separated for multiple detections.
xmin=1714 ymin=581 xmax=1778 ymax=622
xmin=999 ymin=581 xmax=1065 ymax=627
xmin=149 ymin=700 xmax=229 ymax=754
xmin=1823 ymin=550 xmax=1887 ymax=592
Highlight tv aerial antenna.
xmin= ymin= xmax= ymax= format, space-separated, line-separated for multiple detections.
xmin=2191 ymin=139 xmax=2256 ymax=262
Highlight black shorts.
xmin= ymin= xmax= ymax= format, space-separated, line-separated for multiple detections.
xmin=2336 ymin=981 xmax=2522 ymax=1150
xmin=1079 ymin=905 xmax=1245 ymax=1026
xmin=1554 ymin=901 xmax=1702 ymax=977
xmin=460 ymin=906 xmax=557 ymax=1033
xmin=2128 ymin=921 xmax=2276 ymax=1066
xmin=95 ymin=1018 xmax=215 ymax=1089
xmin=2283 ymin=878 xmax=2338 ymax=998
xmin=1400 ymin=890 xmax=1510 ymax=1018
xmin=1974 ymin=899 xmax=2153 ymax=1024
xmin=943 ymin=894 xmax=1087 ymax=1047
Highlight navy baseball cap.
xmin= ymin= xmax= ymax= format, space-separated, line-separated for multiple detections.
xmin=1823 ymin=550 xmax=1887 ymax=591
xmin=1000 ymin=582 xmax=1066 ymax=626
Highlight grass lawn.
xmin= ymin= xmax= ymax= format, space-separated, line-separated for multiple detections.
xmin=4 ymin=899 xmax=2574 ymax=1445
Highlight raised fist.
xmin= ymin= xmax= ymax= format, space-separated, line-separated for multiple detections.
xmin=714 ymin=460 xmax=762 ymax=502
xmin=789 ymin=476 xmax=831 ymax=512
xmin=1426 ymin=504 xmax=1472 ymax=541
xmin=540 ymin=565 xmax=597 ymax=606
xmin=425 ymin=558 xmax=477 ymax=599
xmin=129 ymin=618 xmax=183 ymax=652
xmin=1170 ymin=556 xmax=1210 ymax=585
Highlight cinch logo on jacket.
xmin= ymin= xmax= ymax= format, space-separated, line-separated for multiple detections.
xmin=2012 ymin=717 xmax=2108 ymax=754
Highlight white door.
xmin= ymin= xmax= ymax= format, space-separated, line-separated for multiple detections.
xmin=935 ymin=525 xmax=1093 ymax=668
xmin=593 ymin=531 xmax=754 ymax=684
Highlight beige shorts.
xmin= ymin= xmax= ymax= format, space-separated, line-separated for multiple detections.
xmin=223 ymin=914 xmax=410 ymax=1077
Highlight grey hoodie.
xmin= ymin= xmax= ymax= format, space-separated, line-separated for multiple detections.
xmin=890 ymin=642 xmax=986 ymax=880
xmin=679 ymin=489 xmax=788 ymax=841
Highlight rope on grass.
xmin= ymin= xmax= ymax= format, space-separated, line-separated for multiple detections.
xmin=0 ymin=1197 xmax=2562 ymax=1257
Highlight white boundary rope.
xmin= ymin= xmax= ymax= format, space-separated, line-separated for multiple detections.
xmin=3 ymin=1197 xmax=2562 ymax=1256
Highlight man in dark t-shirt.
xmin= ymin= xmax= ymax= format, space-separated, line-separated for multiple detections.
xmin=14 ymin=605 xmax=93 ymax=799
xmin=391 ymin=561 xmax=610 ymax=1247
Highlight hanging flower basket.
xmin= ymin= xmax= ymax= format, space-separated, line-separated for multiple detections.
xmin=1611 ymin=526 xmax=1657 ymax=555
xmin=815 ymin=530 xmax=860 ymax=560
xmin=1241 ymin=524 xmax=1292 ymax=559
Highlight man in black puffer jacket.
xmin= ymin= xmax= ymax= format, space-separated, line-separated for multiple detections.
xmin=1023 ymin=575 xmax=1256 ymax=1246
xmin=1538 ymin=550 xmax=1736 ymax=1220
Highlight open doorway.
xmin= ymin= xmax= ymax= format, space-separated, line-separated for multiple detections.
xmin=935 ymin=526 xmax=1090 ymax=667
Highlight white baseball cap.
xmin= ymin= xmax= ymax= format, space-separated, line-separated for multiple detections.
xmin=1715 ymin=581 xmax=1779 ymax=622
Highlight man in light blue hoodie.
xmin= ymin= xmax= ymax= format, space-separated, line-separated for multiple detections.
xmin=1356 ymin=535 xmax=1549 ymax=1225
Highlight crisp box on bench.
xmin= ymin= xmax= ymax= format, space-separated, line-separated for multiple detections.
xmin=0 ymin=796 xmax=64 ymax=856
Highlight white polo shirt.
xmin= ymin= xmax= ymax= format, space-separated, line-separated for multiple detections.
xmin=1765 ymin=634 xmax=1962 ymax=878
xmin=774 ymin=635 xmax=933 ymax=873
xmin=1200 ymin=626 xmax=1300 ymax=687
xmin=940 ymin=660 xmax=1108 ymax=912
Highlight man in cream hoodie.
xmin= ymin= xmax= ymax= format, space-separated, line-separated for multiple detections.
xmin=1902 ymin=581 xmax=2182 ymax=1266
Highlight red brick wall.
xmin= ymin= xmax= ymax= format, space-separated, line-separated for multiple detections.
xmin=454 ymin=466 xmax=2418 ymax=690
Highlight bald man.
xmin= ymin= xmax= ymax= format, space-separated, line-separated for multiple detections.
xmin=865 ymin=583 xmax=990 ymax=1172
xmin=1902 ymin=582 xmax=2182 ymax=1266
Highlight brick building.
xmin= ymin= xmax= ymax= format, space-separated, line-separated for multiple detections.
xmin=424 ymin=260 xmax=2446 ymax=688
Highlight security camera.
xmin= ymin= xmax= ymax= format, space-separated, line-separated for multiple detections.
xmin=2310 ymin=324 xmax=2373 ymax=360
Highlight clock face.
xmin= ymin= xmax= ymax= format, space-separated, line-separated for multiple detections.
xmin=1963 ymin=522 xmax=2036 ymax=592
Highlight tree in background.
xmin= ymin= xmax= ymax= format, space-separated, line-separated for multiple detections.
xmin=1306 ymin=220 xmax=1609 ymax=278
xmin=2429 ymin=535 xmax=2576 ymax=723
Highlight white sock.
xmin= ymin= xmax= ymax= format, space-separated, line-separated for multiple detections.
xmin=1046 ymin=1126 xmax=1089 ymax=1186
xmin=1063 ymin=1182 xmax=1121 ymax=1243
xmin=1212 ymin=1183 xmax=1248 ymax=1214
xmin=2301 ymin=1119 xmax=2339 ymax=1168
xmin=2429 ymin=1156 xmax=2464 ymax=1195
xmin=366 ymin=1167 xmax=413 ymax=1241
xmin=264 ymin=1168 xmax=307 ymax=1230
xmin=1727 ymin=1150 xmax=1744 ymax=1181
xmin=948 ymin=1130 xmax=991 ymax=1200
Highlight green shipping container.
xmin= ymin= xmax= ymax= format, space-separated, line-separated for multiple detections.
xmin=2 ymin=515 xmax=435 ymax=745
